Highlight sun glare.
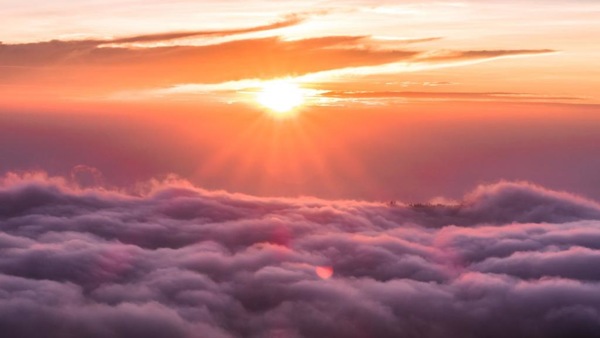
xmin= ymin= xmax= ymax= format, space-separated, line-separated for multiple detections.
xmin=256 ymin=79 xmax=305 ymax=115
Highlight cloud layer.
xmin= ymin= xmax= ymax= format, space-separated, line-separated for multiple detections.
xmin=1 ymin=174 xmax=599 ymax=337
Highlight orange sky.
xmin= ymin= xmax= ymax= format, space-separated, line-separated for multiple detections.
xmin=1 ymin=0 xmax=599 ymax=107
xmin=1 ymin=0 xmax=599 ymax=201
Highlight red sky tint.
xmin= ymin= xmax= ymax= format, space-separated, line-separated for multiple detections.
xmin=1 ymin=2 xmax=600 ymax=337
xmin=2 ymin=0 xmax=599 ymax=201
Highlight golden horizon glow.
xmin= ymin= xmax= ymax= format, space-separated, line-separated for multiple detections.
xmin=256 ymin=79 xmax=305 ymax=115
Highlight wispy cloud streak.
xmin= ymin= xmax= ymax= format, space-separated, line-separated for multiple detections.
xmin=0 ymin=15 xmax=555 ymax=99
xmin=109 ymin=14 xmax=307 ymax=44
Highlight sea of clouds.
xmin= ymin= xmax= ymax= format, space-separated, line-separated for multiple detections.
xmin=1 ymin=173 xmax=599 ymax=338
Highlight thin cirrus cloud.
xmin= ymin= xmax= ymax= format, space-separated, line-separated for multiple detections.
xmin=0 ymin=14 xmax=310 ymax=67
xmin=108 ymin=13 xmax=308 ymax=44
xmin=415 ymin=49 xmax=557 ymax=62
xmin=320 ymin=90 xmax=583 ymax=103
xmin=0 ymin=36 xmax=414 ymax=90
xmin=0 ymin=173 xmax=600 ymax=337
xmin=0 ymin=15 xmax=556 ymax=101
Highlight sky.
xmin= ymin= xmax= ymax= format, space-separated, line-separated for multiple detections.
xmin=1 ymin=1 xmax=600 ymax=337
xmin=1 ymin=0 xmax=599 ymax=201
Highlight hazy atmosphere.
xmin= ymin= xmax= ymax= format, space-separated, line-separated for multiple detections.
xmin=1 ymin=1 xmax=599 ymax=337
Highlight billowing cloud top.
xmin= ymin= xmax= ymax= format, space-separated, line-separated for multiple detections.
xmin=1 ymin=174 xmax=600 ymax=337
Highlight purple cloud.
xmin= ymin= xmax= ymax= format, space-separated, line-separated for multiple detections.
xmin=0 ymin=174 xmax=599 ymax=337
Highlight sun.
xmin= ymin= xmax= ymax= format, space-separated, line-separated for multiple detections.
xmin=256 ymin=79 xmax=305 ymax=115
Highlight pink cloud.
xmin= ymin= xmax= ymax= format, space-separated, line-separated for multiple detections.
xmin=0 ymin=174 xmax=599 ymax=337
